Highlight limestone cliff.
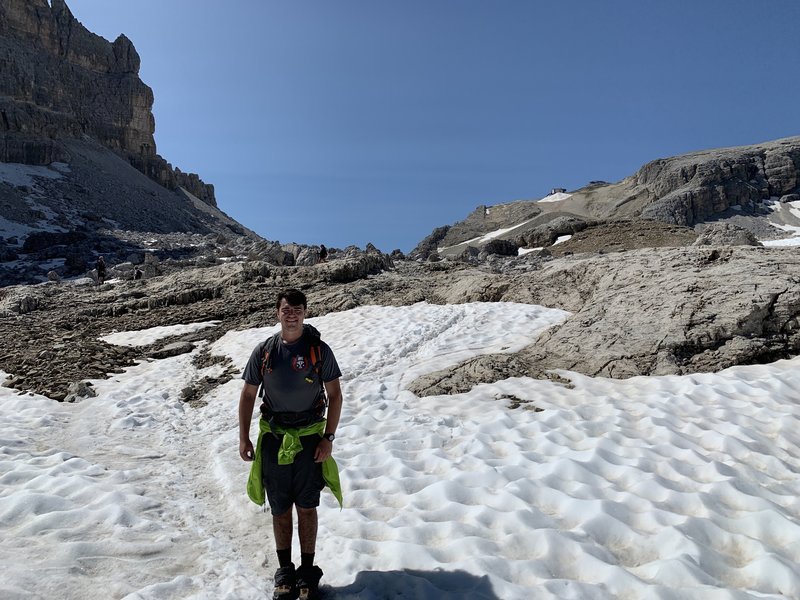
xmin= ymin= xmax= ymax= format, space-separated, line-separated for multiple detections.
xmin=0 ymin=0 xmax=215 ymax=205
xmin=635 ymin=137 xmax=800 ymax=224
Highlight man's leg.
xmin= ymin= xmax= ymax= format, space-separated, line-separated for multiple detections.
xmin=273 ymin=509 xmax=294 ymax=551
xmin=294 ymin=437 xmax=325 ymax=598
xmin=272 ymin=509 xmax=296 ymax=598
xmin=296 ymin=507 xmax=323 ymax=598
xmin=296 ymin=506 xmax=318 ymax=554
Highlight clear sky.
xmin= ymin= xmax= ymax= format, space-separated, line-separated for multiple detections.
xmin=65 ymin=0 xmax=800 ymax=252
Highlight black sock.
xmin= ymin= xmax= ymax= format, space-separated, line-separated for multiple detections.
xmin=277 ymin=548 xmax=292 ymax=568
xmin=301 ymin=552 xmax=315 ymax=568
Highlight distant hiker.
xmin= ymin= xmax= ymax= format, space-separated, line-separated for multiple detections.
xmin=239 ymin=288 xmax=343 ymax=600
xmin=318 ymin=244 xmax=328 ymax=263
xmin=133 ymin=266 xmax=143 ymax=280
xmin=95 ymin=256 xmax=106 ymax=284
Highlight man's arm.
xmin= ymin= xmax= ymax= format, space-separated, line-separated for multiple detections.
xmin=315 ymin=378 xmax=342 ymax=462
xmin=238 ymin=382 xmax=259 ymax=461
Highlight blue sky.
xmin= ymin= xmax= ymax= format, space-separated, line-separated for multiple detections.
xmin=66 ymin=0 xmax=800 ymax=252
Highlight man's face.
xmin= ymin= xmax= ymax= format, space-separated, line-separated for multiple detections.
xmin=277 ymin=298 xmax=306 ymax=339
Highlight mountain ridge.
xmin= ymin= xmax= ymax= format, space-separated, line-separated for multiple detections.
xmin=413 ymin=136 xmax=800 ymax=259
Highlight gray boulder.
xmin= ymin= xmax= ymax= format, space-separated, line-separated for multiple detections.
xmin=483 ymin=239 xmax=518 ymax=256
xmin=296 ymin=247 xmax=320 ymax=266
xmin=64 ymin=381 xmax=97 ymax=403
xmin=251 ymin=241 xmax=295 ymax=266
xmin=693 ymin=223 xmax=762 ymax=247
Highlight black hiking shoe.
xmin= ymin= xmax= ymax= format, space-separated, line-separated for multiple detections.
xmin=296 ymin=565 xmax=323 ymax=600
xmin=273 ymin=563 xmax=297 ymax=600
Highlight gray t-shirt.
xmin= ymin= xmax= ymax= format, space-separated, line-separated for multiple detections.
xmin=242 ymin=333 xmax=342 ymax=414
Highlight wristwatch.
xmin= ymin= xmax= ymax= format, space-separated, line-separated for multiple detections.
xmin=323 ymin=433 xmax=335 ymax=442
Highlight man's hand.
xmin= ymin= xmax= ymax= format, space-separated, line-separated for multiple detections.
xmin=240 ymin=439 xmax=254 ymax=461
xmin=314 ymin=438 xmax=332 ymax=463
xmin=238 ymin=383 xmax=258 ymax=462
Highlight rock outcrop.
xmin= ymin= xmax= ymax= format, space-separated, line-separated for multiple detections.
xmin=636 ymin=137 xmax=800 ymax=226
xmin=413 ymin=137 xmax=800 ymax=259
xmin=515 ymin=215 xmax=590 ymax=248
xmin=412 ymin=202 xmax=542 ymax=259
xmin=693 ymin=223 xmax=762 ymax=247
xmin=0 ymin=0 xmax=215 ymax=204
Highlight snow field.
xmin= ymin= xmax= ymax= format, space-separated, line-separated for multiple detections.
xmin=1 ymin=302 xmax=800 ymax=599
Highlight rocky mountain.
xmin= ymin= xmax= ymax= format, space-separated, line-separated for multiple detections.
xmin=414 ymin=137 xmax=800 ymax=260
xmin=0 ymin=0 xmax=266 ymax=285
xmin=0 ymin=0 xmax=214 ymax=201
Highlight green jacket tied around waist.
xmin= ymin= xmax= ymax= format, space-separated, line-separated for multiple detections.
xmin=246 ymin=418 xmax=343 ymax=509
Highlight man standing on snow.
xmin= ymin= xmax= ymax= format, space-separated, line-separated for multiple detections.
xmin=239 ymin=289 xmax=343 ymax=600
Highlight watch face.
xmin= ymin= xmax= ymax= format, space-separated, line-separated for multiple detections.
xmin=324 ymin=433 xmax=335 ymax=442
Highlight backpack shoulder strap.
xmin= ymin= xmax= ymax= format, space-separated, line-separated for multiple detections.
xmin=302 ymin=324 xmax=326 ymax=393
xmin=259 ymin=333 xmax=280 ymax=376
xmin=258 ymin=332 xmax=281 ymax=398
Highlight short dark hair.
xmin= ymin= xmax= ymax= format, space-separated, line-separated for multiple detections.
xmin=276 ymin=288 xmax=307 ymax=310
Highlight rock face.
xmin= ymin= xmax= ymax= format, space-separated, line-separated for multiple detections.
xmin=636 ymin=138 xmax=800 ymax=226
xmin=0 ymin=1 xmax=265 ymax=286
xmin=519 ymin=247 xmax=800 ymax=378
xmin=516 ymin=215 xmax=590 ymax=248
xmin=0 ymin=0 xmax=214 ymax=204
xmin=413 ymin=137 xmax=800 ymax=259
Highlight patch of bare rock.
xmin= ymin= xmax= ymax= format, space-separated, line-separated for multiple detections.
xmin=547 ymin=219 xmax=699 ymax=256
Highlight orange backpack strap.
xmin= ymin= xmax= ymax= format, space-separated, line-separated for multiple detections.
xmin=306 ymin=344 xmax=324 ymax=388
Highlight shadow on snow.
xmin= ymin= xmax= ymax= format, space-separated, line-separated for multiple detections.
xmin=323 ymin=568 xmax=500 ymax=599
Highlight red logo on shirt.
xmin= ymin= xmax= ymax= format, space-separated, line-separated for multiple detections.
xmin=292 ymin=355 xmax=307 ymax=371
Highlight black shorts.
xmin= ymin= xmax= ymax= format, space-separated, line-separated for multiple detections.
xmin=262 ymin=432 xmax=325 ymax=515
